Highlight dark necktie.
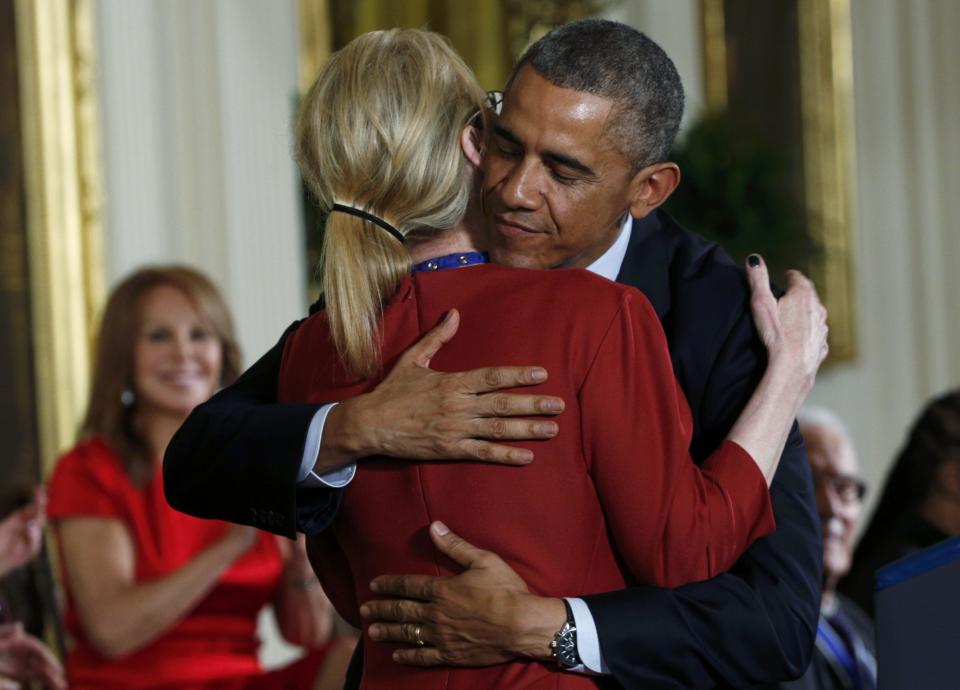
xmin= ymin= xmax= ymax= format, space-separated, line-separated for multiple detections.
xmin=816 ymin=608 xmax=877 ymax=690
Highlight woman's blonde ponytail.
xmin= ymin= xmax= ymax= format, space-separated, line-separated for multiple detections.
xmin=296 ymin=29 xmax=487 ymax=378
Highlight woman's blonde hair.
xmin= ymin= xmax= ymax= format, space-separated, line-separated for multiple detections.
xmin=81 ymin=266 xmax=241 ymax=484
xmin=296 ymin=29 xmax=488 ymax=378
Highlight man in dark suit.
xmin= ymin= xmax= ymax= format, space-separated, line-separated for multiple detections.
xmin=165 ymin=19 xmax=821 ymax=688
xmin=778 ymin=410 xmax=875 ymax=690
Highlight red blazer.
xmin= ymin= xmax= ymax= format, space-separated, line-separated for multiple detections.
xmin=279 ymin=264 xmax=774 ymax=690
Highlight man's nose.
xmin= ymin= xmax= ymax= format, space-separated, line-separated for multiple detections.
xmin=499 ymin=160 xmax=541 ymax=210
xmin=823 ymin=486 xmax=859 ymax=522
xmin=825 ymin=489 xmax=844 ymax=517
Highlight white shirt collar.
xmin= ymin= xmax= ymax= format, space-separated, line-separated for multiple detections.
xmin=585 ymin=215 xmax=632 ymax=281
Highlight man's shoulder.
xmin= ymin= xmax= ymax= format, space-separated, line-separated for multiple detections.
xmin=626 ymin=211 xmax=750 ymax=325
xmin=660 ymin=213 xmax=748 ymax=302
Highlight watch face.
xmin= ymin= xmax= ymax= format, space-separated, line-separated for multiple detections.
xmin=556 ymin=634 xmax=578 ymax=666
xmin=553 ymin=622 xmax=580 ymax=667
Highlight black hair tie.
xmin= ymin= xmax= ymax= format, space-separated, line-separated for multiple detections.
xmin=330 ymin=203 xmax=405 ymax=244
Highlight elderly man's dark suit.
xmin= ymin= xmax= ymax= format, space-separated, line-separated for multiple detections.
xmin=164 ymin=209 xmax=822 ymax=689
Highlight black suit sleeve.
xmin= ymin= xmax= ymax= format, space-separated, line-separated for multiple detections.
xmin=583 ymin=306 xmax=822 ymax=688
xmin=163 ymin=320 xmax=342 ymax=538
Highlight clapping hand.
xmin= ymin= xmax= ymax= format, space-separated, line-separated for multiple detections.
xmin=0 ymin=623 xmax=65 ymax=690
xmin=0 ymin=489 xmax=46 ymax=578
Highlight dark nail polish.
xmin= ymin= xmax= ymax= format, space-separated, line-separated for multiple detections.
xmin=748 ymin=254 xmax=760 ymax=268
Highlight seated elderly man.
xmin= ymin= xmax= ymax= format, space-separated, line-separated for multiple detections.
xmin=782 ymin=408 xmax=876 ymax=690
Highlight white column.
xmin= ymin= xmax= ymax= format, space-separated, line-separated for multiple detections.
xmin=214 ymin=0 xmax=308 ymax=359
xmin=95 ymin=0 xmax=307 ymax=362
xmin=95 ymin=0 xmax=176 ymax=272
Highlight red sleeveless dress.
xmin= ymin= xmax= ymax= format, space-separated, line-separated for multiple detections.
xmin=48 ymin=437 xmax=327 ymax=690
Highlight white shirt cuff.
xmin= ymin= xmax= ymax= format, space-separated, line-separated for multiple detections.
xmin=565 ymin=597 xmax=610 ymax=675
xmin=297 ymin=403 xmax=357 ymax=488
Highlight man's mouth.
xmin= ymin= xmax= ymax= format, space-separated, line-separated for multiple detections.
xmin=493 ymin=215 xmax=545 ymax=239
xmin=821 ymin=518 xmax=847 ymax=541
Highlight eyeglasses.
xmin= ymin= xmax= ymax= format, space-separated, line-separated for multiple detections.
xmin=485 ymin=91 xmax=503 ymax=115
xmin=469 ymin=91 xmax=504 ymax=130
xmin=813 ymin=472 xmax=868 ymax=503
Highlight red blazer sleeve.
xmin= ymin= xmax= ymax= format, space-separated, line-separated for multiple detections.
xmin=581 ymin=290 xmax=775 ymax=588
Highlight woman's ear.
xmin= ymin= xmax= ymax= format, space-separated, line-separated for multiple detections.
xmin=460 ymin=125 xmax=483 ymax=169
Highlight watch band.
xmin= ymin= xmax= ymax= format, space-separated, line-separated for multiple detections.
xmin=550 ymin=599 xmax=581 ymax=668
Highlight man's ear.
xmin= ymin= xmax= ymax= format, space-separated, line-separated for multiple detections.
xmin=460 ymin=125 xmax=483 ymax=170
xmin=627 ymin=162 xmax=681 ymax=220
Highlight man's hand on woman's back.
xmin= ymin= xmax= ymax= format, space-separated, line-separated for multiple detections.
xmin=314 ymin=309 xmax=566 ymax=473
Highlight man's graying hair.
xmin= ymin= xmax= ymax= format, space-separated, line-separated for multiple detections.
xmin=507 ymin=19 xmax=684 ymax=172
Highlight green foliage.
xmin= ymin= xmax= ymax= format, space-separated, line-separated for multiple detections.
xmin=664 ymin=109 xmax=818 ymax=279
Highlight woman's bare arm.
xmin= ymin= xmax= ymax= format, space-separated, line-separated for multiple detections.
xmin=272 ymin=534 xmax=335 ymax=647
xmin=727 ymin=258 xmax=829 ymax=485
xmin=56 ymin=518 xmax=255 ymax=659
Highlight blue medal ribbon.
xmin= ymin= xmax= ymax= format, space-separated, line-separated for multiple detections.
xmin=412 ymin=252 xmax=488 ymax=273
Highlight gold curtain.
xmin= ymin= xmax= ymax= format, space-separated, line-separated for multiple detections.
xmin=327 ymin=0 xmax=511 ymax=90
xmin=300 ymin=0 xmax=620 ymax=92
xmin=14 ymin=0 xmax=105 ymax=471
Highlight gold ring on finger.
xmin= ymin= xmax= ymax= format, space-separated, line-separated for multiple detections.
xmin=413 ymin=625 xmax=425 ymax=647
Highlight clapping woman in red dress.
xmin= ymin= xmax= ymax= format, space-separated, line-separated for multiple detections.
xmin=47 ymin=267 xmax=355 ymax=690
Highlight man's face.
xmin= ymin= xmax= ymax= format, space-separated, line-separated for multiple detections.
xmin=481 ymin=66 xmax=639 ymax=269
xmin=803 ymin=424 xmax=863 ymax=588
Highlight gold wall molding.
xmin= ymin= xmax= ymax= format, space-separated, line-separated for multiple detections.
xmin=798 ymin=0 xmax=857 ymax=361
xmin=700 ymin=0 xmax=727 ymax=109
xmin=15 ymin=0 xmax=105 ymax=470
xmin=700 ymin=0 xmax=857 ymax=362
xmin=298 ymin=0 xmax=332 ymax=95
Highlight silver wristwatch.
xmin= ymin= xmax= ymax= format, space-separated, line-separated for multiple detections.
xmin=550 ymin=600 xmax=581 ymax=668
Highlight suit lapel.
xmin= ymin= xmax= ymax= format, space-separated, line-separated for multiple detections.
xmin=615 ymin=211 xmax=672 ymax=320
